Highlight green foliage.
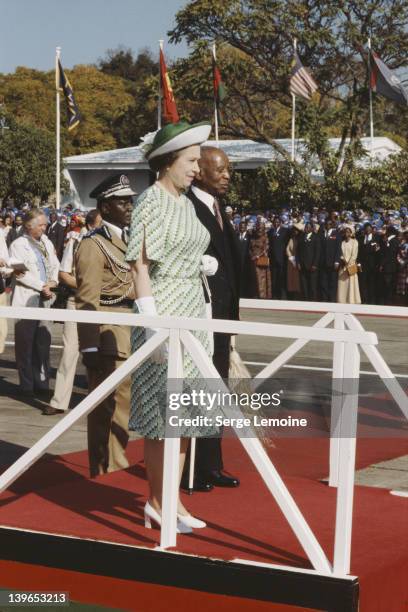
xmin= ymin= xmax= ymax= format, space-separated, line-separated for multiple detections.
xmin=251 ymin=151 xmax=408 ymax=211
xmin=0 ymin=64 xmax=136 ymax=156
xmin=98 ymin=47 xmax=160 ymax=147
xmin=169 ymin=0 xmax=408 ymax=168
xmin=0 ymin=114 xmax=57 ymax=203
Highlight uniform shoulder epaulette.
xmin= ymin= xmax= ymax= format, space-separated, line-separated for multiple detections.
xmin=83 ymin=225 xmax=112 ymax=241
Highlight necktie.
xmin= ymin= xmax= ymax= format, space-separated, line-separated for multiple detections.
xmin=213 ymin=199 xmax=223 ymax=230
xmin=121 ymin=228 xmax=129 ymax=244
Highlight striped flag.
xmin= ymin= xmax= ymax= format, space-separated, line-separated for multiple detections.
xmin=56 ymin=60 xmax=81 ymax=131
xmin=212 ymin=47 xmax=226 ymax=115
xmin=159 ymin=49 xmax=180 ymax=124
xmin=370 ymin=50 xmax=408 ymax=106
xmin=290 ymin=52 xmax=318 ymax=101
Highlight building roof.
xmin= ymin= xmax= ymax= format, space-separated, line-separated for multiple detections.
xmin=64 ymin=136 xmax=401 ymax=171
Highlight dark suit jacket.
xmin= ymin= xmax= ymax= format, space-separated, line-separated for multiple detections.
xmin=267 ymin=227 xmax=289 ymax=267
xmin=237 ymin=232 xmax=253 ymax=298
xmin=187 ymin=189 xmax=241 ymax=321
xmin=298 ymin=233 xmax=321 ymax=271
xmin=47 ymin=222 xmax=65 ymax=260
xmin=320 ymin=230 xmax=342 ymax=268
xmin=380 ymin=236 xmax=399 ymax=274
xmin=6 ymin=226 xmax=24 ymax=248
xmin=357 ymin=235 xmax=380 ymax=272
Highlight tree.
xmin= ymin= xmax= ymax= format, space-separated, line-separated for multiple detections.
xmin=98 ymin=47 xmax=160 ymax=147
xmin=0 ymin=65 xmax=135 ymax=156
xmin=169 ymin=0 xmax=408 ymax=174
xmin=0 ymin=114 xmax=57 ymax=204
xmin=248 ymin=150 xmax=408 ymax=212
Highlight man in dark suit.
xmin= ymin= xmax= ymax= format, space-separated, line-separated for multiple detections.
xmin=6 ymin=214 xmax=24 ymax=247
xmin=298 ymin=222 xmax=321 ymax=301
xmin=47 ymin=211 xmax=65 ymax=261
xmin=378 ymin=226 xmax=399 ymax=304
xmin=319 ymin=219 xmax=341 ymax=302
xmin=357 ymin=223 xmax=380 ymax=304
xmin=268 ymin=218 xmax=289 ymax=299
xmin=237 ymin=220 xmax=252 ymax=297
xmin=182 ymin=146 xmax=241 ymax=492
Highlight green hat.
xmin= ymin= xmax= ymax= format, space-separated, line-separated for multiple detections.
xmin=144 ymin=121 xmax=211 ymax=160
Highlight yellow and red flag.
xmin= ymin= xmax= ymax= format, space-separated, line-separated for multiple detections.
xmin=159 ymin=49 xmax=179 ymax=124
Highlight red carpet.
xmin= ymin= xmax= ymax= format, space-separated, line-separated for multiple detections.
xmin=0 ymin=436 xmax=407 ymax=611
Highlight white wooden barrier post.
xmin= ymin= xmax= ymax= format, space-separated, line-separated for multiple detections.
xmin=181 ymin=330 xmax=333 ymax=574
xmin=329 ymin=313 xmax=346 ymax=487
xmin=345 ymin=314 xmax=408 ymax=421
xmin=160 ymin=328 xmax=183 ymax=549
xmin=0 ymin=304 xmax=379 ymax=576
xmin=333 ymin=341 xmax=360 ymax=574
xmin=0 ymin=329 xmax=169 ymax=493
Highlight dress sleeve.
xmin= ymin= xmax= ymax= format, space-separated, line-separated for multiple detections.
xmin=125 ymin=188 xmax=165 ymax=263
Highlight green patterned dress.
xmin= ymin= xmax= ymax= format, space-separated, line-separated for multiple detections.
xmin=125 ymin=183 xmax=218 ymax=439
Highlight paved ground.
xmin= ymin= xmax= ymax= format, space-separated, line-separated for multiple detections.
xmin=0 ymin=308 xmax=407 ymax=491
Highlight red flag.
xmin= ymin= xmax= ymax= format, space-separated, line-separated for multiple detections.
xmin=370 ymin=50 xmax=408 ymax=106
xmin=159 ymin=49 xmax=180 ymax=123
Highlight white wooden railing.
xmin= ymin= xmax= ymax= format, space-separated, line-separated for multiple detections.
xmin=240 ymin=300 xmax=408 ymax=488
xmin=0 ymin=302 xmax=403 ymax=579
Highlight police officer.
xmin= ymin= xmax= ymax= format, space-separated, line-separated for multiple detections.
xmin=75 ymin=174 xmax=136 ymax=477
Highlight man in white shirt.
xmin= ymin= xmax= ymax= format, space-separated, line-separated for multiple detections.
xmin=0 ymin=228 xmax=10 ymax=353
xmin=9 ymin=209 xmax=59 ymax=394
xmin=43 ymin=210 xmax=102 ymax=415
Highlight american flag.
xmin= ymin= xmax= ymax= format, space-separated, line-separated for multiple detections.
xmin=290 ymin=52 xmax=318 ymax=101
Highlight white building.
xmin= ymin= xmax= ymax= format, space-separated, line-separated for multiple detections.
xmin=63 ymin=137 xmax=401 ymax=208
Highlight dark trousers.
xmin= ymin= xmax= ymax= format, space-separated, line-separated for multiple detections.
xmin=359 ymin=269 xmax=377 ymax=304
xmin=271 ymin=263 xmax=287 ymax=299
xmin=14 ymin=318 xmax=51 ymax=392
xmin=300 ymin=269 xmax=318 ymax=301
xmin=185 ymin=331 xmax=230 ymax=477
xmin=382 ymin=273 xmax=396 ymax=305
xmin=320 ymin=266 xmax=338 ymax=302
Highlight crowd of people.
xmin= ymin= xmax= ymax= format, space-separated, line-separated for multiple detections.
xmin=230 ymin=206 xmax=408 ymax=305
xmin=2 ymin=201 xmax=407 ymax=308
xmin=0 ymin=120 xmax=407 ymax=536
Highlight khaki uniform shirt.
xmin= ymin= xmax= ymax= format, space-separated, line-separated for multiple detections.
xmin=75 ymin=224 xmax=135 ymax=359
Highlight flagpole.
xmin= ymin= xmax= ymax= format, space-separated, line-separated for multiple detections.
xmin=368 ymin=37 xmax=374 ymax=155
xmin=291 ymin=38 xmax=297 ymax=163
xmin=55 ymin=46 xmax=61 ymax=210
xmin=213 ymin=43 xmax=219 ymax=143
xmin=158 ymin=40 xmax=163 ymax=130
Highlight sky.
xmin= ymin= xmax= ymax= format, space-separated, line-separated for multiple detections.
xmin=0 ymin=0 xmax=190 ymax=74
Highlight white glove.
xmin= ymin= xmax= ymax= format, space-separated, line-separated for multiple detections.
xmin=200 ymin=255 xmax=218 ymax=276
xmin=135 ymin=296 xmax=168 ymax=364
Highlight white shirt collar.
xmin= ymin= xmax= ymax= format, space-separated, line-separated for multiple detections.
xmin=191 ymin=185 xmax=215 ymax=215
xmin=103 ymin=221 xmax=123 ymax=240
xmin=387 ymin=234 xmax=396 ymax=243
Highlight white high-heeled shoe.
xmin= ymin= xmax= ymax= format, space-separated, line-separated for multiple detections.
xmin=144 ymin=501 xmax=192 ymax=534
xmin=177 ymin=513 xmax=207 ymax=529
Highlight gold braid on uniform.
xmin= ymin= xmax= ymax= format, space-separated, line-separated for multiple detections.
xmin=90 ymin=236 xmax=133 ymax=305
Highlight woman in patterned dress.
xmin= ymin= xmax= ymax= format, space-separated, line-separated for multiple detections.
xmin=126 ymin=122 xmax=218 ymax=533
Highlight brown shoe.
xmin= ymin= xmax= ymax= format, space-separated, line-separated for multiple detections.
xmin=42 ymin=406 xmax=64 ymax=416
